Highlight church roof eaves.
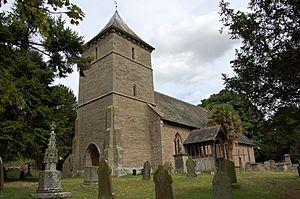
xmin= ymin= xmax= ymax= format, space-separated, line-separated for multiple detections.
xmin=236 ymin=133 xmax=254 ymax=146
xmin=154 ymin=91 xmax=209 ymax=129
xmin=85 ymin=11 xmax=155 ymax=52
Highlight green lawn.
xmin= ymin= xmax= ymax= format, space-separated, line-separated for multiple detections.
xmin=3 ymin=171 xmax=300 ymax=199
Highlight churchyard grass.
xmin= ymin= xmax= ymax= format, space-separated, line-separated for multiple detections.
xmin=3 ymin=171 xmax=300 ymax=199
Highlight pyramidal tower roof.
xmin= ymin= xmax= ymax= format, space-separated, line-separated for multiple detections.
xmin=86 ymin=11 xmax=154 ymax=51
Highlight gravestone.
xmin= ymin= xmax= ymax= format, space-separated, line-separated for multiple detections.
xmin=0 ymin=157 xmax=4 ymax=198
xmin=219 ymin=160 xmax=237 ymax=184
xmin=98 ymin=158 xmax=113 ymax=199
xmin=297 ymin=166 xmax=300 ymax=178
xmin=132 ymin=169 xmax=137 ymax=175
xmin=30 ymin=124 xmax=71 ymax=198
xmin=263 ymin=161 xmax=271 ymax=170
xmin=186 ymin=157 xmax=197 ymax=177
xmin=173 ymin=154 xmax=188 ymax=173
xmin=269 ymin=160 xmax=277 ymax=170
xmin=142 ymin=161 xmax=151 ymax=180
xmin=83 ymin=166 xmax=98 ymax=188
xmin=212 ymin=170 xmax=233 ymax=199
xmin=153 ymin=165 xmax=174 ymax=199
xmin=284 ymin=154 xmax=292 ymax=164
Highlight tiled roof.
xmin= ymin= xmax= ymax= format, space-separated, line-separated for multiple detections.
xmin=154 ymin=92 xmax=209 ymax=128
xmin=86 ymin=11 xmax=154 ymax=50
xmin=183 ymin=125 xmax=221 ymax=144
xmin=236 ymin=133 xmax=254 ymax=146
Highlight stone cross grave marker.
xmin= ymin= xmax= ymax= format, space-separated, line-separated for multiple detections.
xmin=153 ymin=165 xmax=174 ymax=199
xmin=98 ymin=158 xmax=113 ymax=199
xmin=186 ymin=156 xmax=197 ymax=177
xmin=30 ymin=124 xmax=71 ymax=199
xmin=212 ymin=170 xmax=233 ymax=199
xmin=0 ymin=157 xmax=4 ymax=198
xmin=142 ymin=161 xmax=151 ymax=180
xmin=219 ymin=160 xmax=237 ymax=184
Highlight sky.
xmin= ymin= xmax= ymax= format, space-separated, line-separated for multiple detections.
xmin=53 ymin=0 xmax=247 ymax=105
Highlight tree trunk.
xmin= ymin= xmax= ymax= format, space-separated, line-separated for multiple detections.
xmin=225 ymin=140 xmax=233 ymax=161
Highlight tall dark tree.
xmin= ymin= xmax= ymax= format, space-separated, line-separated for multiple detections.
xmin=219 ymin=0 xmax=300 ymax=113
xmin=256 ymin=106 xmax=300 ymax=162
xmin=0 ymin=1 xmax=89 ymax=165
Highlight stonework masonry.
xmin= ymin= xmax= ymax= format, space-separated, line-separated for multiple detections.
xmin=160 ymin=122 xmax=192 ymax=169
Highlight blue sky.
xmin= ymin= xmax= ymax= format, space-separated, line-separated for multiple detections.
xmin=52 ymin=0 xmax=247 ymax=105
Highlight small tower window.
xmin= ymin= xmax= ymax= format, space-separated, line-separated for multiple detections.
xmin=131 ymin=47 xmax=135 ymax=59
xmin=95 ymin=47 xmax=98 ymax=60
xmin=133 ymin=84 xmax=136 ymax=96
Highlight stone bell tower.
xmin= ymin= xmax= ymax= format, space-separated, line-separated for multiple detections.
xmin=72 ymin=11 xmax=156 ymax=175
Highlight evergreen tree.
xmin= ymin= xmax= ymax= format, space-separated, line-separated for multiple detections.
xmin=0 ymin=1 xmax=89 ymax=165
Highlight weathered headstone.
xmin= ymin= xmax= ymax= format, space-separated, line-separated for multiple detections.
xmin=186 ymin=157 xmax=197 ymax=177
xmin=219 ymin=160 xmax=237 ymax=184
xmin=0 ymin=157 xmax=4 ymax=198
xmin=142 ymin=161 xmax=151 ymax=180
xmin=83 ymin=166 xmax=98 ymax=188
xmin=153 ymin=165 xmax=174 ymax=199
xmin=284 ymin=154 xmax=292 ymax=164
xmin=263 ymin=161 xmax=271 ymax=170
xmin=30 ymin=124 xmax=71 ymax=198
xmin=212 ymin=170 xmax=233 ymax=199
xmin=98 ymin=158 xmax=113 ymax=199
xmin=173 ymin=154 xmax=188 ymax=173
xmin=132 ymin=169 xmax=137 ymax=175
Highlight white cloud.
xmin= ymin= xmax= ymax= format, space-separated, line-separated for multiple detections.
xmin=150 ymin=12 xmax=239 ymax=104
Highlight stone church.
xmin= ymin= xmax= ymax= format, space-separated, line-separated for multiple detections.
xmin=70 ymin=11 xmax=255 ymax=175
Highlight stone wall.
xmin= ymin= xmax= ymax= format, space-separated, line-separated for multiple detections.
xmin=112 ymin=35 xmax=154 ymax=104
xmin=113 ymin=95 xmax=153 ymax=171
xmin=79 ymin=35 xmax=114 ymax=104
xmin=148 ymin=108 xmax=163 ymax=171
xmin=160 ymin=122 xmax=192 ymax=169
xmin=73 ymin=95 xmax=113 ymax=172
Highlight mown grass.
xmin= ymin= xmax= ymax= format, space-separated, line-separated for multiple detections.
xmin=3 ymin=171 xmax=300 ymax=199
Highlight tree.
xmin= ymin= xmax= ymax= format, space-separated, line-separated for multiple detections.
xmin=219 ymin=0 xmax=300 ymax=113
xmin=208 ymin=104 xmax=243 ymax=160
xmin=0 ymin=1 xmax=87 ymax=165
xmin=199 ymin=89 xmax=264 ymax=139
xmin=255 ymin=106 xmax=300 ymax=162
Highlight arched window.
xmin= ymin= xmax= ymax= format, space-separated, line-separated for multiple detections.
xmin=174 ymin=133 xmax=183 ymax=154
xmin=133 ymin=84 xmax=136 ymax=96
xmin=131 ymin=47 xmax=135 ymax=59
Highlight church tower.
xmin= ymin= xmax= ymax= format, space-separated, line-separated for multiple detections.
xmin=72 ymin=11 xmax=157 ymax=175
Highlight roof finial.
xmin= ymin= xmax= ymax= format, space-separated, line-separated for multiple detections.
xmin=114 ymin=0 xmax=118 ymax=11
